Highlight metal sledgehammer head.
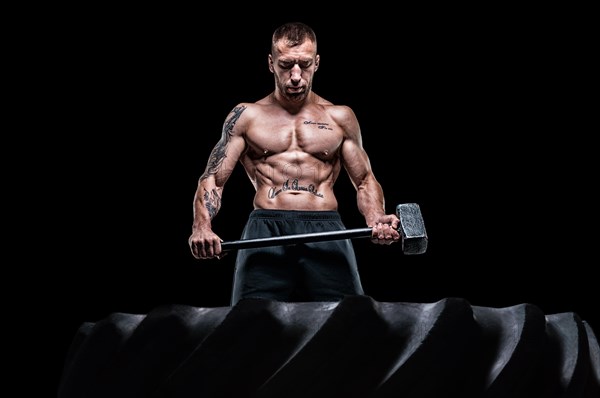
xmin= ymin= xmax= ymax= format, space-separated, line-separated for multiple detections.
xmin=397 ymin=203 xmax=428 ymax=255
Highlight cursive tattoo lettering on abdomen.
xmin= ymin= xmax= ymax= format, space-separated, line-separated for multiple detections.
xmin=267 ymin=178 xmax=324 ymax=199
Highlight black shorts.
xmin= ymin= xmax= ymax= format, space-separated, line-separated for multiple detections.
xmin=231 ymin=209 xmax=364 ymax=305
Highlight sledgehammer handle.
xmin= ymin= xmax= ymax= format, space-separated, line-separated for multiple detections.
xmin=220 ymin=228 xmax=374 ymax=251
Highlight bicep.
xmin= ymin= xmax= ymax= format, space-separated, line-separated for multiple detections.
xmin=341 ymin=136 xmax=373 ymax=189
xmin=209 ymin=135 xmax=245 ymax=187
xmin=201 ymin=105 xmax=249 ymax=187
xmin=336 ymin=106 xmax=373 ymax=187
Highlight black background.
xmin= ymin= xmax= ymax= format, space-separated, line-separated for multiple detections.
xmin=50 ymin=8 xmax=597 ymax=392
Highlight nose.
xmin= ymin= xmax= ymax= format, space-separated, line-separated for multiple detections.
xmin=290 ymin=64 xmax=302 ymax=84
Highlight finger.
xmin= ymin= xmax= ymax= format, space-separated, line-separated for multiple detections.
xmin=215 ymin=239 xmax=223 ymax=257
xmin=205 ymin=242 xmax=215 ymax=258
xmin=199 ymin=243 xmax=209 ymax=259
xmin=189 ymin=238 xmax=198 ymax=258
xmin=194 ymin=244 xmax=203 ymax=259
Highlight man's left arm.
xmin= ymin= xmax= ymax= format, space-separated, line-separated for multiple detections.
xmin=336 ymin=107 xmax=400 ymax=244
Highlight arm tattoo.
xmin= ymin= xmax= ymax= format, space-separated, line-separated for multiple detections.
xmin=200 ymin=106 xmax=246 ymax=181
xmin=203 ymin=188 xmax=221 ymax=220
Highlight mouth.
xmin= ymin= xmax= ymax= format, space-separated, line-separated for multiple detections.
xmin=286 ymin=86 xmax=304 ymax=94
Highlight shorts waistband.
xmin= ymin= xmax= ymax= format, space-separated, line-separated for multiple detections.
xmin=249 ymin=209 xmax=342 ymax=221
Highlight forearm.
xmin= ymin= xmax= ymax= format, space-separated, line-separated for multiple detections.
xmin=356 ymin=176 xmax=387 ymax=227
xmin=191 ymin=180 xmax=223 ymax=231
xmin=189 ymin=178 xmax=226 ymax=260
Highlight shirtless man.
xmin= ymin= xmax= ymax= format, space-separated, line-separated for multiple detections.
xmin=189 ymin=22 xmax=400 ymax=305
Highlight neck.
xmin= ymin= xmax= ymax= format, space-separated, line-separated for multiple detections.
xmin=271 ymin=90 xmax=315 ymax=113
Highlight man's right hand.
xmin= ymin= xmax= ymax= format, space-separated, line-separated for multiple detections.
xmin=189 ymin=229 xmax=225 ymax=260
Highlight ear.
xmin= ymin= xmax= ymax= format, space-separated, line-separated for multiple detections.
xmin=268 ymin=54 xmax=274 ymax=73
xmin=315 ymin=54 xmax=320 ymax=71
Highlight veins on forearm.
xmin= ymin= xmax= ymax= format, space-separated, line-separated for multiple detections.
xmin=203 ymin=188 xmax=221 ymax=220
xmin=200 ymin=106 xmax=246 ymax=181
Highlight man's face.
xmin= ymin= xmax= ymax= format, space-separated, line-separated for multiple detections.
xmin=269 ymin=40 xmax=320 ymax=102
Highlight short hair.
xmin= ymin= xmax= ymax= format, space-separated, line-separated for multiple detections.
xmin=271 ymin=22 xmax=317 ymax=54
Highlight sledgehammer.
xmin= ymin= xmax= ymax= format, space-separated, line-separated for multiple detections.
xmin=220 ymin=203 xmax=428 ymax=255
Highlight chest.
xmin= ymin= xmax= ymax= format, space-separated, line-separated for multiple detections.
xmin=246 ymin=115 xmax=343 ymax=156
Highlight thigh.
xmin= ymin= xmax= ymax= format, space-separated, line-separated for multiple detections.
xmin=299 ymin=239 xmax=365 ymax=301
xmin=231 ymin=245 xmax=298 ymax=305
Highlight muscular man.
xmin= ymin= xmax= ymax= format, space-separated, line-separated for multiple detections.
xmin=189 ymin=22 xmax=400 ymax=305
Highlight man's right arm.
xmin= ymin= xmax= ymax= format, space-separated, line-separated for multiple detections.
xmin=189 ymin=105 xmax=248 ymax=259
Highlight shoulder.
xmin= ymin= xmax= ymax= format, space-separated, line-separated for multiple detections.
xmin=315 ymin=99 xmax=360 ymax=141
xmin=222 ymin=99 xmax=275 ymax=136
xmin=226 ymin=102 xmax=255 ymax=116
xmin=324 ymin=104 xmax=359 ymax=134
xmin=327 ymin=104 xmax=356 ymax=120
xmin=224 ymin=101 xmax=262 ymax=125
xmin=312 ymin=94 xmax=356 ymax=123
xmin=220 ymin=103 xmax=253 ymax=137
xmin=228 ymin=96 xmax=275 ymax=118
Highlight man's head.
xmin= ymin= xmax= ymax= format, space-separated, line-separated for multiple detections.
xmin=269 ymin=22 xmax=320 ymax=102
